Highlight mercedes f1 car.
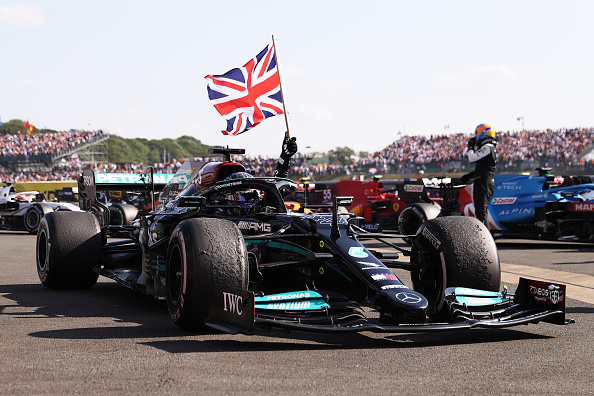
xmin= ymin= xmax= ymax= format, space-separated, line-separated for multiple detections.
xmin=399 ymin=169 xmax=594 ymax=243
xmin=0 ymin=184 xmax=81 ymax=234
xmin=35 ymin=149 xmax=572 ymax=335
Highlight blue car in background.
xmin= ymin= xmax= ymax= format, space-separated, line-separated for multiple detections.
xmin=400 ymin=169 xmax=594 ymax=243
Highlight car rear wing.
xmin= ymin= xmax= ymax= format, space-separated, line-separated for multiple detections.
xmin=78 ymin=168 xmax=172 ymax=223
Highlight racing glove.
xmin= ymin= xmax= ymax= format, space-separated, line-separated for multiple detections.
xmin=467 ymin=137 xmax=476 ymax=151
xmin=274 ymin=132 xmax=298 ymax=178
xmin=460 ymin=171 xmax=475 ymax=184
xmin=281 ymin=133 xmax=298 ymax=160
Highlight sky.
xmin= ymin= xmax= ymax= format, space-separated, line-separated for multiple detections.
xmin=1 ymin=0 xmax=594 ymax=158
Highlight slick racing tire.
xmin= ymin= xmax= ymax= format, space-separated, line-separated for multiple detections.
xmin=411 ymin=216 xmax=500 ymax=320
xmin=166 ymin=218 xmax=248 ymax=331
xmin=24 ymin=203 xmax=52 ymax=234
xmin=398 ymin=203 xmax=441 ymax=244
xmin=36 ymin=211 xmax=102 ymax=289
xmin=108 ymin=203 xmax=138 ymax=225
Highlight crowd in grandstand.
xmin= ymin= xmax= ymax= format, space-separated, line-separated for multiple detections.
xmin=1 ymin=127 xmax=593 ymax=183
xmin=0 ymin=130 xmax=104 ymax=157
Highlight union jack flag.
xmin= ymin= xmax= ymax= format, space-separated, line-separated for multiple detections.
xmin=205 ymin=42 xmax=284 ymax=135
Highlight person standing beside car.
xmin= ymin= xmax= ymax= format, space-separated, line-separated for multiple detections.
xmin=465 ymin=124 xmax=497 ymax=226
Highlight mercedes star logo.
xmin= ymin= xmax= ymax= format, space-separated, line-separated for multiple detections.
xmin=395 ymin=292 xmax=423 ymax=304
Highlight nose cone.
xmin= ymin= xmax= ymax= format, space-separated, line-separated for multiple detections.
xmin=380 ymin=288 xmax=429 ymax=312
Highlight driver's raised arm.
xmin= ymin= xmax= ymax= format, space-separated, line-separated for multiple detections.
xmin=273 ymin=132 xmax=297 ymax=178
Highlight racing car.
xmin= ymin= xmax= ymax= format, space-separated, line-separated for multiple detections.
xmin=286 ymin=177 xmax=435 ymax=232
xmin=91 ymin=171 xmax=173 ymax=226
xmin=399 ymin=169 xmax=594 ymax=243
xmin=35 ymin=148 xmax=572 ymax=335
xmin=0 ymin=184 xmax=81 ymax=233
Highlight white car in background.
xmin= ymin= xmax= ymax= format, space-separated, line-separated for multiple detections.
xmin=0 ymin=185 xmax=80 ymax=234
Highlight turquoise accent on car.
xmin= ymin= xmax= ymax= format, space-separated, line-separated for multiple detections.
xmin=255 ymin=290 xmax=330 ymax=311
xmin=449 ymin=287 xmax=510 ymax=306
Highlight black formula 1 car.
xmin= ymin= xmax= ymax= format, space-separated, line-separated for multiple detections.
xmin=35 ymin=148 xmax=572 ymax=335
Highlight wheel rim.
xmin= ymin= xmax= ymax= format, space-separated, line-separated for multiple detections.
xmin=25 ymin=209 xmax=41 ymax=230
xmin=400 ymin=211 xmax=423 ymax=236
xmin=411 ymin=249 xmax=446 ymax=315
xmin=36 ymin=228 xmax=49 ymax=279
xmin=167 ymin=244 xmax=183 ymax=306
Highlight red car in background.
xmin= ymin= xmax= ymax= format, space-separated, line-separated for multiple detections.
xmin=285 ymin=177 xmax=437 ymax=232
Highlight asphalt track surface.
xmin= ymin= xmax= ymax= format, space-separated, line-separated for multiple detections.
xmin=1 ymin=231 xmax=592 ymax=395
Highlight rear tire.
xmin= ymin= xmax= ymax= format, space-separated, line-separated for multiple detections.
xmin=166 ymin=218 xmax=248 ymax=330
xmin=36 ymin=211 xmax=102 ymax=289
xmin=109 ymin=203 xmax=138 ymax=225
xmin=411 ymin=216 xmax=500 ymax=320
xmin=398 ymin=203 xmax=440 ymax=243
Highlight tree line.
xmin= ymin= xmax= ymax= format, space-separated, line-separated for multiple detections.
xmin=1 ymin=119 xmax=362 ymax=165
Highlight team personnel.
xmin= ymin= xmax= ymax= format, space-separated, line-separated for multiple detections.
xmin=466 ymin=124 xmax=497 ymax=226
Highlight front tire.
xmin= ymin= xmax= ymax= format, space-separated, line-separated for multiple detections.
xmin=411 ymin=216 xmax=500 ymax=319
xmin=166 ymin=218 xmax=248 ymax=330
xmin=36 ymin=211 xmax=102 ymax=289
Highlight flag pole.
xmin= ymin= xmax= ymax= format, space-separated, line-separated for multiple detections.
xmin=272 ymin=35 xmax=291 ymax=138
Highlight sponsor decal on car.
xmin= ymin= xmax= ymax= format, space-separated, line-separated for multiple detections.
xmin=403 ymin=184 xmax=424 ymax=193
xmin=381 ymin=284 xmax=407 ymax=290
xmin=497 ymin=207 xmax=533 ymax=216
xmin=257 ymin=300 xmax=331 ymax=311
xmin=213 ymin=180 xmax=243 ymax=190
xmin=208 ymin=284 xmax=254 ymax=333
xmin=422 ymin=227 xmax=441 ymax=250
xmin=360 ymin=223 xmax=380 ymax=231
xmin=254 ymin=291 xmax=330 ymax=311
xmin=371 ymin=273 xmax=398 ymax=281
xmin=262 ymin=291 xmax=316 ymax=301
xmin=571 ymin=202 xmax=594 ymax=212
xmin=237 ymin=221 xmax=271 ymax=232
xmin=95 ymin=173 xmax=173 ymax=185
xmin=491 ymin=197 xmax=517 ymax=205
xmin=529 ymin=283 xmax=564 ymax=305
xmin=357 ymin=261 xmax=384 ymax=270
xmin=497 ymin=181 xmax=521 ymax=190
xmin=222 ymin=292 xmax=244 ymax=315
xmin=395 ymin=292 xmax=423 ymax=303
xmin=348 ymin=247 xmax=368 ymax=258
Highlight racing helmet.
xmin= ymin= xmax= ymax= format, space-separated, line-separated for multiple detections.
xmin=475 ymin=124 xmax=496 ymax=145
xmin=222 ymin=172 xmax=260 ymax=214
xmin=221 ymin=189 xmax=261 ymax=214
xmin=224 ymin=172 xmax=253 ymax=180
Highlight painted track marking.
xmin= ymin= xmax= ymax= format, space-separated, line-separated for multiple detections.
xmin=501 ymin=262 xmax=594 ymax=305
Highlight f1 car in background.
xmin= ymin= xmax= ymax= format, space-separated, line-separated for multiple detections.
xmin=89 ymin=172 xmax=173 ymax=225
xmin=399 ymin=169 xmax=594 ymax=243
xmin=0 ymin=184 xmax=81 ymax=233
xmin=36 ymin=148 xmax=572 ymax=337
xmin=286 ymin=177 xmax=437 ymax=232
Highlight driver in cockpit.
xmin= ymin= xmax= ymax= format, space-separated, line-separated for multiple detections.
xmin=210 ymin=132 xmax=298 ymax=215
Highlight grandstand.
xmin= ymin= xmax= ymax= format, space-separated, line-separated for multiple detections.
xmin=1 ymin=127 xmax=593 ymax=182
xmin=0 ymin=130 xmax=109 ymax=173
